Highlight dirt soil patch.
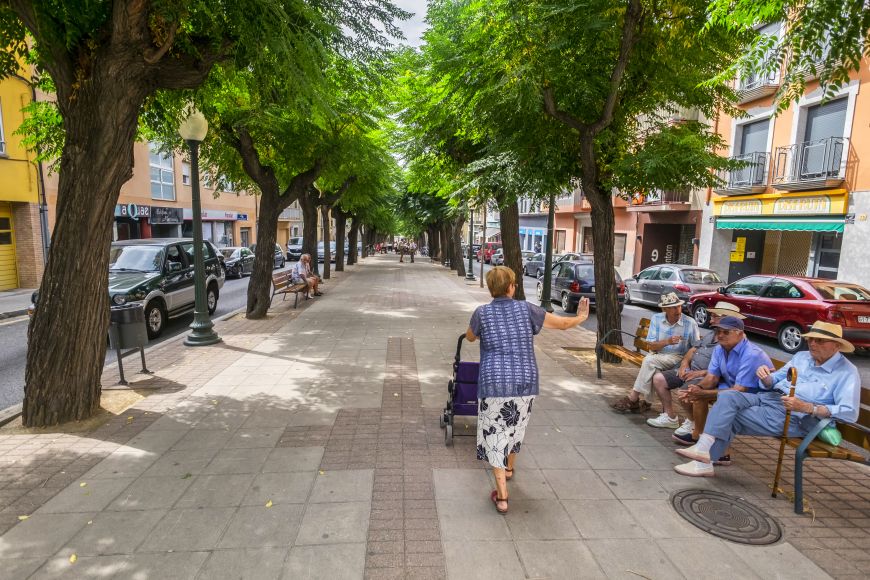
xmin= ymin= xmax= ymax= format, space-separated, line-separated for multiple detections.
xmin=0 ymin=389 xmax=146 ymax=435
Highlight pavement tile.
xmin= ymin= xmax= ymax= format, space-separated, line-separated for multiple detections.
xmin=726 ymin=543 xmax=842 ymax=578
xmin=541 ymin=469 xmax=615 ymax=500
xmin=84 ymin=450 xmax=160 ymax=479
xmin=198 ymin=547 xmax=288 ymax=580
xmin=585 ymin=538 xmax=683 ymax=580
xmin=203 ymin=447 xmax=271 ymax=475
xmin=436 ymin=499 xmax=510 ymax=541
xmin=516 ymin=539 xmax=605 ymax=579
xmin=218 ymin=504 xmax=304 ymax=548
xmin=64 ymin=509 xmax=167 ymax=556
xmin=523 ymin=444 xmax=590 ymax=469
xmin=562 ymin=499 xmax=647 ymax=539
xmin=30 ymin=551 xmax=210 ymax=579
xmin=284 ymin=542 xmax=366 ymax=579
xmin=175 ymin=473 xmax=256 ymax=508
xmin=0 ymin=512 xmax=93 ymax=559
xmin=124 ymin=429 xmax=188 ymax=452
xmin=622 ymin=499 xmax=707 ymax=539
xmin=657 ymin=538 xmax=763 ymax=579
xmin=309 ymin=469 xmax=374 ymax=503
xmin=141 ymin=448 xmax=219 ymax=478
xmin=243 ymin=471 xmax=316 ymax=506
xmin=576 ymin=446 xmax=642 ymax=470
xmin=224 ymin=428 xmax=284 ymax=449
xmin=36 ymin=477 xmax=135 ymax=514
xmin=262 ymin=447 xmax=325 ymax=472
xmin=138 ymin=507 xmax=236 ymax=552
xmin=503 ymin=499 xmax=579 ymax=540
xmin=595 ymin=469 xmax=669 ymax=500
xmin=295 ymin=501 xmax=371 ymax=545
xmin=442 ymin=541 xmax=525 ymax=580
xmin=108 ymin=475 xmax=194 ymax=511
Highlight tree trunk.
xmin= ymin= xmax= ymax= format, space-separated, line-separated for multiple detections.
xmin=361 ymin=227 xmax=370 ymax=258
xmin=334 ymin=210 xmax=347 ymax=271
xmin=452 ymin=216 xmax=466 ymax=277
xmin=246 ymin=193 xmax=281 ymax=318
xmin=441 ymin=222 xmax=451 ymax=266
xmin=348 ymin=216 xmax=360 ymax=265
xmin=300 ymin=191 xmax=319 ymax=276
xmin=321 ymin=205 xmax=332 ymax=279
xmin=428 ymin=225 xmax=439 ymax=262
xmin=24 ymin=87 xmax=147 ymax=427
xmin=498 ymin=198 xmax=526 ymax=301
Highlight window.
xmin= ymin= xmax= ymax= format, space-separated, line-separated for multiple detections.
xmin=726 ymin=276 xmax=771 ymax=296
xmin=681 ymin=269 xmax=723 ymax=285
xmin=764 ymin=279 xmax=803 ymax=299
xmin=812 ymin=282 xmax=870 ymax=301
xmin=637 ymin=267 xmax=659 ymax=280
xmin=738 ymin=119 xmax=770 ymax=155
xmin=803 ymin=98 xmax=847 ymax=143
xmin=657 ymin=268 xmax=676 ymax=281
xmin=0 ymin=98 xmax=6 ymax=155
xmin=182 ymin=162 xmax=191 ymax=186
xmin=149 ymin=143 xmax=175 ymax=201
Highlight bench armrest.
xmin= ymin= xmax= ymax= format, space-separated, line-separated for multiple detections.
xmin=795 ymin=417 xmax=834 ymax=457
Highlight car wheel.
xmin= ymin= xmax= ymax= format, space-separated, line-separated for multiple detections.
xmin=693 ymin=303 xmax=709 ymax=328
xmin=624 ymin=287 xmax=633 ymax=305
xmin=207 ymin=283 xmax=219 ymax=315
xmin=562 ymin=293 xmax=577 ymax=313
xmin=144 ymin=301 xmax=166 ymax=340
xmin=778 ymin=323 xmax=804 ymax=354
xmin=536 ymin=283 xmax=543 ymax=302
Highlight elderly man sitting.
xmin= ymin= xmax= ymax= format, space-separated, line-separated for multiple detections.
xmin=611 ymin=292 xmax=700 ymax=414
xmin=674 ymin=321 xmax=861 ymax=477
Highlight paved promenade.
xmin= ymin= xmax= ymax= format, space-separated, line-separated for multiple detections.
xmin=0 ymin=255 xmax=865 ymax=579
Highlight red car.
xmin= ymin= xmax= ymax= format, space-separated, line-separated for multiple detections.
xmin=477 ymin=242 xmax=502 ymax=264
xmin=689 ymin=275 xmax=870 ymax=353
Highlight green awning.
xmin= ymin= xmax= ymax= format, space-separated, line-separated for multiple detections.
xmin=716 ymin=217 xmax=845 ymax=233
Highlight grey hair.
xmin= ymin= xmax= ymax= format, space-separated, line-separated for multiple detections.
xmin=300 ymin=253 xmax=311 ymax=260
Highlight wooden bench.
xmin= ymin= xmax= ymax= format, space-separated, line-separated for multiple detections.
xmin=270 ymin=271 xmax=307 ymax=308
xmin=779 ymin=386 xmax=870 ymax=514
xmin=595 ymin=318 xmax=651 ymax=379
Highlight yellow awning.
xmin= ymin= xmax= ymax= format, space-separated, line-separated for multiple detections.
xmin=713 ymin=189 xmax=849 ymax=217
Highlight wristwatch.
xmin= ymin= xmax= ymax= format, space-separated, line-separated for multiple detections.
xmin=811 ymin=404 xmax=818 ymax=417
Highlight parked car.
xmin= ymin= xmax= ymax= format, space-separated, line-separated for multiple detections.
xmin=286 ymin=237 xmax=303 ymax=261
xmin=463 ymin=244 xmax=481 ymax=259
xmin=219 ymin=246 xmax=255 ymax=279
xmin=477 ymin=242 xmax=502 ymax=264
xmin=30 ymin=240 xmax=225 ymax=337
xmin=521 ymin=250 xmax=535 ymax=262
xmin=536 ymin=260 xmax=625 ymax=313
xmin=625 ymin=265 xmax=723 ymax=309
xmin=491 ymin=249 xmax=505 ymax=266
xmin=249 ymin=243 xmax=286 ymax=269
xmin=689 ymin=275 xmax=870 ymax=353
xmin=317 ymin=241 xmax=336 ymax=263
xmin=555 ymin=252 xmax=593 ymax=264
xmin=523 ymin=253 xmax=545 ymax=277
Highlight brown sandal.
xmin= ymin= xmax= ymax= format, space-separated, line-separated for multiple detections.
xmin=609 ymin=396 xmax=651 ymax=414
xmin=490 ymin=490 xmax=508 ymax=514
xmin=505 ymin=469 xmax=514 ymax=481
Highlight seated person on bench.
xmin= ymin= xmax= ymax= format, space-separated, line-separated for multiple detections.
xmin=645 ymin=302 xmax=744 ymax=434
xmin=673 ymin=321 xmax=860 ymax=478
xmin=291 ymin=254 xmax=321 ymax=297
xmin=610 ymin=292 xmax=700 ymax=414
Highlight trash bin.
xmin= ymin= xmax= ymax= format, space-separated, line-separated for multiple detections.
xmin=108 ymin=303 xmax=148 ymax=350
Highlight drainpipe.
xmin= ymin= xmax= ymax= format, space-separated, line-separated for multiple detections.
xmin=13 ymin=73 xmax=50 ymax=264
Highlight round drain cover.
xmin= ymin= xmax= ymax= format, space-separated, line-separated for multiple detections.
xmin=671 ymin=489 xmax=782 ymax=545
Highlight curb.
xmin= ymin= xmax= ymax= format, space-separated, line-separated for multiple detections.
xmin=0 ymin=309 xmax=27 ymax=321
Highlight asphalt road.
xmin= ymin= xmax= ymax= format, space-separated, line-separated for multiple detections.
xmin=0 ymin=261 xmax=302 ymax=412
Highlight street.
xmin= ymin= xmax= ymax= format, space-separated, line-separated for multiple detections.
xmin=0 ymin=260 xmax=314 ymax=411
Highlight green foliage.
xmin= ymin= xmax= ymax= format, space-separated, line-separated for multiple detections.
xmin=707 ymin=0 xmax=869 ymax=110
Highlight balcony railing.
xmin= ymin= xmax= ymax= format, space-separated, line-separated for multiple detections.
xmin=279 ymin=207 xmax=302 ymax=220
xmin=736 ymin=68 xmax=779 ymax=104
xmin=773 ymin=137 xmax=847 ymax=191
xmin=715 ymin=151 xmax=770 ymax=195
xmin=627 ymin=189 xmax=691 ymax=211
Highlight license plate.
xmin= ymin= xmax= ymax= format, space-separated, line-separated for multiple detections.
xmin=590 ymin=286 xmax=595 ymax=292
xmin=858 ymin=316 xmax=870 ymax=324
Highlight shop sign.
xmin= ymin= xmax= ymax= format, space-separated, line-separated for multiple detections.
xmin=773 ymin=196 xmax=831 ymax=215
xmin=720 ymin=199 xmax=763 ymax=216
xmin=114 ymin=203 xmax=150 ymax=219
xmin=236 ymin=213 xmax=249 ymax=221
xmin=730 ymin=236 xmax=746 ymax=262
xmin=150 ymin=206 xmax=184 ymax=225
xmin=182 ymin=208 xmax=239 ymax=221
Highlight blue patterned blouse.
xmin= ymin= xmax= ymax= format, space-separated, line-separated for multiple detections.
xmin=469 ymin=297 xmax=547 ymax=398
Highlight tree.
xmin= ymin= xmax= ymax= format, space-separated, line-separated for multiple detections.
xmin=4 ymin=0 xmax=407 ymax=425
xmin=707 ymin=0 xmax=869 ymax=109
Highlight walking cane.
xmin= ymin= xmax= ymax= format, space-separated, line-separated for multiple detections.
xmin=772 ymin=367 xmax=798 ymax=498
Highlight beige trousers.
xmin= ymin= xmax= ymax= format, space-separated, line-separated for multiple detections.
xmin=632 ymin=353 xmax=683 ymax=396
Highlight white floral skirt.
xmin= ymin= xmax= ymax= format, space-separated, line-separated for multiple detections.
xmin=476 ymin=396 xmax=535 ymax=468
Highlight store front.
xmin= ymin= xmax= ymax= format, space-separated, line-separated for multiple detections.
xmin=113 ymin=203 xmax=149 ymax=240
xmin=713 ymin=189 xmax=849 ymax=282
xmin=182 ymin=208 xmax=240 ymax=248
xmin=149 ymin=206 xmax=184 ymax=238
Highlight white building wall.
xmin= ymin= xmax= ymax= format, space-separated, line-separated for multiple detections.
xmin=835 ymin=191 xmax=870 ymax=289
xmin=697 ymin=199 xmax=731 ymax=279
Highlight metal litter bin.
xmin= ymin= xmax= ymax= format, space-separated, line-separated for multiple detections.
xmin=108 ymin=303 xmax=151 ymax=385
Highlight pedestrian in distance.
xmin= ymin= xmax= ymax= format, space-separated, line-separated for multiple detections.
xmin=465 ymin=266 xmax=590 ymax=514
xmin=409 ymin=240 xmax=417 ymax=263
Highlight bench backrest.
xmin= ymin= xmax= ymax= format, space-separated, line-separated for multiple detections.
xmin=842 ymin=388 xmax=870 ymax=452
xmin=272 ymin=271 xmax=292 ymax=290
xmin=634 ymin=318 xmax=650 ymax=352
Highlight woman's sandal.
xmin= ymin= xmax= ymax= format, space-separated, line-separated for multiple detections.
xmin=490 ymin=490 xmax=508 ymax=514
xmin=505 ymin=468 xmax=514 ymax=481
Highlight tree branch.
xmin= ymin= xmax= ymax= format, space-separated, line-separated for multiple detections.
xmin=231 ymin=125 xmax=279 ymax=196
xmin=589 ymin=0 xmax=644 ymax=134
xmin=541 ymin=86 xmax=585 ymax=132
xmin=280 ymin=159 xmax=325 ymax=208
xmin=143 ymin=20 xmax=178 ymax=64
xmin=8 ymin=0 xmax=76 ymax=101
xmin=321 ymin=175 xmax=357 ymax=206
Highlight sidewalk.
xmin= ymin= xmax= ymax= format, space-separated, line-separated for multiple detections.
xmin=0 ymin=256 xmax=863 ymax=579
xmin=0 ymin=288 xmax=34 ymax=319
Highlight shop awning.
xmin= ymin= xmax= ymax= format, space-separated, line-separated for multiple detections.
xmin=716 ymin=217 xmax=845 ymax=233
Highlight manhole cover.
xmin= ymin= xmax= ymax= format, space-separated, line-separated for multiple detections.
xmin=671 ymin=489 xmax=782 ymax=545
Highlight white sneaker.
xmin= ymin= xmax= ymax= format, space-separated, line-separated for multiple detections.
xmin=674 ymin=418 xmax=695 ymax=436
xmin=675 ymin=443 xmax=711 ymax=463
xmin=674 ymin=460 xmax=715 ymax=478
xmin=646 ymin=413 xmax=680 ymax=429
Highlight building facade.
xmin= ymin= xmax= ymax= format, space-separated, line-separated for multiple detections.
xmin=698 ymin=25 xmax=869 ymax=288
xmin=0 ymin=74 xmax=46 ymax=290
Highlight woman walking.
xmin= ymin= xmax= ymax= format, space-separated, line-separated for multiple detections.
xmin=465 ymin=266 xmax=589 ymax=514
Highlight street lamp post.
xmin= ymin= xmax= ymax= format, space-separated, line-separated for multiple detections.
xmin=180 ymin=110 xmax=221 ymax=346
xmin=539 ymin=190 xmax=556 ymax=313
xmin=465 ymin=206 xmax=476 ymax=281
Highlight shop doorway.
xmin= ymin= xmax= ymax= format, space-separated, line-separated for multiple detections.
xmin=639 ymin=223 xmax=695 ymax=270
xmin=727 ymin=230 xmax=765 ymax=282
xmin=809 ymin=233 xmax=841 ymax=279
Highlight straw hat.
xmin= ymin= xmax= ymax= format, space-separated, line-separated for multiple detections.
xmin=802 ymin=321 xmax=855 ymax=354
xmin=658 ymin=292 xmax=685 ymax=308
xmin=708 ymin=301 xmax=746 ymax=319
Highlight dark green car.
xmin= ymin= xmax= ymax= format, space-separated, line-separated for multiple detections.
xmin=108 ymin=238 xmax=225 ymax=339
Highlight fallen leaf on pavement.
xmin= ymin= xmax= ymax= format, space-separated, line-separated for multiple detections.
xmin=79 ymin=482 xmax=87 ymax=487
xmin=69 ymin=555 xmax=77 ymax=564
xmin=17 ymin=515 xmax=28 ymax=521
xmin=265 ymin=500 xmax=273 ymax=508
xmin=181 ymin=473 xmax=192 ymax=480
xmin=319 ymin=470 xmax=325 ymax=475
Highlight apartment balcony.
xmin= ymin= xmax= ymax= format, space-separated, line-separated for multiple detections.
xmin=627 ymin=189 xmax=692 ymax=212
xmin=279 ymin=207 xmax=302 ymax=220
xmin=714 ymin=152 xmax=770 ymax=195
xmin=736 ymin=70 xmax=779 ymax=105
xmin=773 ymin=137 xmax=847 ymax=192
xmin=669 ymin=106 xmax=700 ymax=124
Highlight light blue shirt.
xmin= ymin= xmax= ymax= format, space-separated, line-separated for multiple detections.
xmin=707 ymin=338 xmax=772 ymax=394
xmin=761 ymin=351 xmax=861 ymax=422
xmin=648 ymin=312 xmax=700 ymax=355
